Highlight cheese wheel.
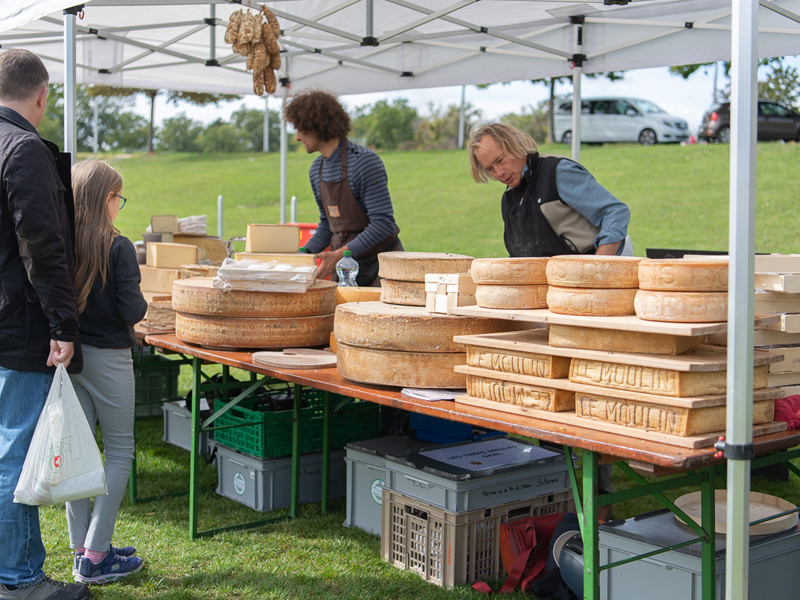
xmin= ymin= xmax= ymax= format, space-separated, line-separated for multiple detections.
xmin=378 ymin=252 xmax=474 ymax=282
xmin=638 ymin=259 xmax=728 ymax=292
xmin=380 ymin=279 xmax=426 ymax=306
xmin=547 ymin=286 xmax=637 ymax=316
xmin=475 ymin=284 xmax=549 ymax=309
xmin=546 ymin=255 xmax=642 ymax=288
xmin=172 ymin=278 xmax=337 ymax=317
xmin=175 ymin=312 xmax=334 ymax=349
xmin=470 ymin=258 xmax=549 ymax=285
xmin=635 ymin=290 xmax=728 ymax=323
xmin=334 ymin=301 xmax=518 ymax=352
xmin=337 ymin=343 xmax=466 ymax=388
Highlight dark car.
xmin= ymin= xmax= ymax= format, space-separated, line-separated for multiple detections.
xmin=699 ymin=99 xmax=800 ymax=143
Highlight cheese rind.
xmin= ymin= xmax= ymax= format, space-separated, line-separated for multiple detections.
xmin=547 ymin=286 xmax=637 ymax=316
xmin=569 ymin=358 xmax=769 ymax=397
xmin=175 ymin=312 xmax=334 ymax=349
xmin=245 ymin=224 xmax=301 ymax=253
xmin=181 ymin=264 xmax=219 ymax=280
xmin=378 ymin=252 xmax=474 ymax=282
xmin=466 ymin=346 xmax=570 ymax=378
xmin=380 ymin=279 xmax=427 ymax=306
xmin=638 ymin=259 xmax=728 ymax=292
xmin=151 ymin=215 xmax=179 ymax=233
xmin=475 ymin=284 xmax=549 ymax=309
xmin=172 ymin=277 xmax=336 ymax=317
xmin=140 ymin=265 xmax=182 ymax=294
xmin=334 ymin=301 xmax=518 ymax=352
xmin=470 ymin=258 xmax=549 ymax=285
xmin=173 ymin=235 xmax=229 ymax=266
xmin=546 ymin=255 xmax=642 ymax=288
xmin=466 ymin=375 xmax=574 ymax=412
xmin=146 ymin=242 xmax=198 ymax=269
xmin=548 ymin=324 xmax=704 ymax=355
xmin=337 ymin=343 xmax=466 ymax=388
xmin=635 ymin=290 xmax=728 ymax=323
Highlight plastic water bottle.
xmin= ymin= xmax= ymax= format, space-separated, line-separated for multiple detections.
xmin=335 ymin=251 xmax=359 ymax=287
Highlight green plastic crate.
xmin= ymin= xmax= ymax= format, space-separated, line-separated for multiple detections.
xmin=213 ymin=391 xmax=380 ymax=459
xmin=133 ymin=350 xmax=181 ymax=418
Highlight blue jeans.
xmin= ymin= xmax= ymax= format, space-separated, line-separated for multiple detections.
xmin=0 ymin=367 xmax=53 ymax=587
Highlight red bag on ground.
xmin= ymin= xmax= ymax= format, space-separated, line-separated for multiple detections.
xmin=473 ymin=513 xmax=567 ymax=595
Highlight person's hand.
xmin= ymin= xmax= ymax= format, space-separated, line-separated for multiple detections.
xmin=47 ymin=340 xmax=74 ymax=369
xmin=595 ymin=241 xmax=622 ymax=256
xmin=314 ymin=247 xmax=347 ymax=280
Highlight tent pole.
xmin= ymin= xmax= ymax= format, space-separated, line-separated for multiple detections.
xmin=458 ymin=85 xmax=466 ymax=149
xmin=209 ymin=4 xmax=216 ymax=64
xmin=280 ymin=65 xmax=288 ymax=225
xmin=366 ymin=0 xmax=374 ymax=38
xmin=726 ymin=1 xmax=758 ymax=599
xmin=63 ymin=7 xmax=78 ymax=159
xmin=570 ymin=18 xmax=583 ymax=162
xmin=263 ymin=97 xmax=270 ymax=153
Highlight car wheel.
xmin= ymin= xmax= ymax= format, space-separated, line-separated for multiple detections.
xmin=638 ymin=129 xmax=657 ymax=146
xmin=718 ymin=126 xmax=730 ymax=144
xmin=561 ymin=131 xmax=572 ymax=145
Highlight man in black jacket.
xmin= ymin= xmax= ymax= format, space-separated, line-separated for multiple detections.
xmin=0 ymin=50 xmax=88 ymax=600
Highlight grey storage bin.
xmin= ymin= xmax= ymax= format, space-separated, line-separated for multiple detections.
xmin=344 ymin=435 xmax=438 ymax=535
xmin=384 ymin=436 xmax=569 ymax=512
xmin=215 ymin=444 xmax=346 ymax=512
xmin=599 ymin=508 xmax=800 ymax=600
xmin=162 ymin=401 xmax=210 ymax=455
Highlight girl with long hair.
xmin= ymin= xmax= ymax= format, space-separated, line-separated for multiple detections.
xmin=67 ymin=159 xmax=147 ymax=584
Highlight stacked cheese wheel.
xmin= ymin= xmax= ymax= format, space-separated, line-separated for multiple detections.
xmin=635 ymin=258 xmax=728 ymax=322
xmin=378 ymin=252 xmax=474 ymax=306
xmin=172 ymin=277 xmax=337 ymax=349
xmin=546 ymin=255 xmax=643 ymax=316
xmin=471 ymin=257 xmax=549 ymax=309
xmin=334 ymin=302 xmax=518 ymax=388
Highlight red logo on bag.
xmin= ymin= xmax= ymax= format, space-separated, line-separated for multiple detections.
xmin=53 ymin=454 xmax=62 ymax=469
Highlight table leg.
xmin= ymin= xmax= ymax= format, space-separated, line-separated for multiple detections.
xmin=321 ymin=390 xmax=331 ymax=514
xmin=701 ymin=466 xmax=716 ymax=600
xmin=189 ymin=356 xmax=202 ymax=539
xmin=583 ymin=449 xmax=600 ymax=600
xmin=290 ymin=383 xmax=303 ymax=518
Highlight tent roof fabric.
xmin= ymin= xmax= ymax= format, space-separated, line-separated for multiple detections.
xmin=1 ymin=0 xmax=799 ymax=96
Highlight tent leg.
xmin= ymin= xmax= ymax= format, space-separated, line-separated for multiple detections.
xmin=280 ymin=86 xmax=288 ymax=224
xmin=570 ymin=18 xmax=583 ymax=162
xmin=63 ymin=6 xmax=78 ymax=159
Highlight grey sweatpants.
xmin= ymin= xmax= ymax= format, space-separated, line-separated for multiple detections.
xmin=66 ymin=345 xmax=135 ymax=553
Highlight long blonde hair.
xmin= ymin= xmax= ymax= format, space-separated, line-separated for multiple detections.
xmin=72 ymin=159 xmax=122 ymax=314
xmin=467 ymin=123 xmax=539 ymax=184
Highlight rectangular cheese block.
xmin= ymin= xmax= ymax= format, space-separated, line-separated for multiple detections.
xmin=245 ymin=224 xmax=300 ymax=253
xmin=174 ymin=234 xmax=229 ymax=265
xmin=569 ymin=358 xmax=769 ymax=397
xmin=549 ymin=324 xmax=704 ymax=356
xmin=140 ymin=266 xmax=182 ymax=294
xmin=235 ymin=252 xmax=316 ymax=266
xmin=768 ymin=347 xmax=800 ymax=374
xmin=146 ymin=242 xmax=198 ymax=269
xmin=466 ymin=346 xmax=570 ymax=379
xmin=145 ymin=298 xmax=175 ymax=329
xmin=142 ymin=291 xmax=170 ymax=304
xmin=143 ymin=232 xmax=173 ymax=245
xmin=151 ymin=215 xmax=179 ymax=233
xmin=755 ymin=273 xmax=800 ymax=293
xmin=574 ymin=392 xmax=775 ymax=437
xmin=466 ymin=374 xmax=574 ymax=412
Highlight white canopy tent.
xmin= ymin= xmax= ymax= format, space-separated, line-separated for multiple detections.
xmin=2 ymin=2 xmax=800 ymax=599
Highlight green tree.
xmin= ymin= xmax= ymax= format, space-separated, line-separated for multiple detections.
xmin=499 ymin=101 xmax=550 ymax=144
xmin=415 ymin=102 xmax=481 ymax=150
xmin=38 ymin=84 xmax=65 ymax=147
xmin=351 ymin=99 xmax=418 ymax=149
xmin=198 ymin=120 xmax=241 ymax=153
xmin=229 ymin=105 xmax=282 ymax=152
xmin=157 ymin=113 xmax=202 ymax=152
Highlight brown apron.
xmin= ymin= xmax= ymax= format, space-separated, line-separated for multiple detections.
xmin=319 ymin=139 xmax=401 ymax=286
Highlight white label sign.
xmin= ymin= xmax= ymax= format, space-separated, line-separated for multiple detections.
xmin=233 ymin=471 xmax=246 ymax=496
xmin=371 ymin=479 xmax=385 ymax=505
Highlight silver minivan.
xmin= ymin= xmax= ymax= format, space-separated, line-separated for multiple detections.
xmin=554 ymin=97 xmax=690 ymax=146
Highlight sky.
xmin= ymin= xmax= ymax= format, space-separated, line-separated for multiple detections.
xmin=132 ymin=57 xmax=799 ymax=136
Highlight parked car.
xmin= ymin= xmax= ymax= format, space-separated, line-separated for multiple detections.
xmin=554 ymin=97 xmax=690 ymax=146
xmin=699 ymin=99 xmax=800 ymax=143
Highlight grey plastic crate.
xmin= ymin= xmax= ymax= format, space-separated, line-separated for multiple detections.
xmin=384 ymin=437 xmax=570 ymax=512
xmin=162 ymin=401 xmax=210 ymax=455
xmin=344 ymin=436 xmax=438 ymax=535
xmin=215 ymin=444 xmax=346 ymax=512
xmin=598 ymin=509 xmax=800 ymax=600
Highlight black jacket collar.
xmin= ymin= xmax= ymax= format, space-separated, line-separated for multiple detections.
xmin=0 ymin=106 xmax=40 ymax=136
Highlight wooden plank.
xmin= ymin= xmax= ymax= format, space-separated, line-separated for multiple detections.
xmin=455 ymin=394 xmax=787 ymax=449
xmin=754 ymin=292 xmax=800 ymax=314
xmin=750 ymin=330 xmax=800 ymax=347
xmin=768 ymin=373 xmax=800 ymax=388
xmin=777 ymin=384 xmax=800 ymax=397
xmin=453 ymin=329 xmax=780 ymax=371
xmin=455 ymin=365 xmax=784 ymax=408
xmin=754 ymin=254 xmax=800 ymax=274
xmin=768 ymin=347 xmax=800 ymax=374
xmin=759 ymin=313 xmax=800 ymax=334
xmin=447 ymin=305 xmax=779 ymax=336
xmin=754 ymin=273 xmax=800 ymax=293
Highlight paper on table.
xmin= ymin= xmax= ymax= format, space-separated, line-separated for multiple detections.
xmin=400 ymin=388 xmax=463 ymax=401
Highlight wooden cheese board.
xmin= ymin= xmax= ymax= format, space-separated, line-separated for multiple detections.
xmin=448 ymin=306 xmax=780 ymax=336
xmin=252 ymin=348 xmax=336 ymax=369
xmin=453 ymin=329 xmax=782 ymax=372
xmin=455 ymin=394 xmax=787 ymax=449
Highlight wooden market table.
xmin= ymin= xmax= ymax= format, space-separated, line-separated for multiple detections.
xmin=144 ymin=331 xmax=800 ymax=600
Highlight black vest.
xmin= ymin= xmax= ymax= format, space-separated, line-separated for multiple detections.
xmin=501 ymin=154 xmax=594 ymax=258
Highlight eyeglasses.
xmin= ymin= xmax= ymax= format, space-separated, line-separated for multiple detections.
xmin=114 ymin=193 xmax=127 ymax=210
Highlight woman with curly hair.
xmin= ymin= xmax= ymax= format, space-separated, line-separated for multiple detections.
xmin=285 ymin=90 xmax=403 ymax=286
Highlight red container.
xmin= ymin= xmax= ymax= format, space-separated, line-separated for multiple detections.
xmin=288 ymin=222 xmax=318 ymax=247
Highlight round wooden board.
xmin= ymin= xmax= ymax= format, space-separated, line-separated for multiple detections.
xmin=675 ymin=490 xmax=799 ymax=535
xmin=175 ymin=312 xmax=334 ymax=349
xmin=253 ymin=349 xmax=337 ymax=369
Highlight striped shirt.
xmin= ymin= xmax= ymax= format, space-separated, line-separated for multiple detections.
xmin=304 ymin=140 xmax=397 ymax=258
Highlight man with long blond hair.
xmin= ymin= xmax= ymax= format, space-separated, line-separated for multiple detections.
xmin=468 ymin=123 xmax=631 ymax=257
xmin=0 ymin=49 xmax=89 ymax=600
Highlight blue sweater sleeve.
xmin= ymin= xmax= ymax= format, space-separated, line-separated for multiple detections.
xmin=555 ymin=160 xmax=630 ymax=249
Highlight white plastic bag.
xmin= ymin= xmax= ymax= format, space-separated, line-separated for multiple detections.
xmin=13 ymin=364 xmax=107 ymax=506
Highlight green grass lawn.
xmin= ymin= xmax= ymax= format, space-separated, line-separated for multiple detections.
xmin=34 ymin=143 xmax=800 ymax=598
